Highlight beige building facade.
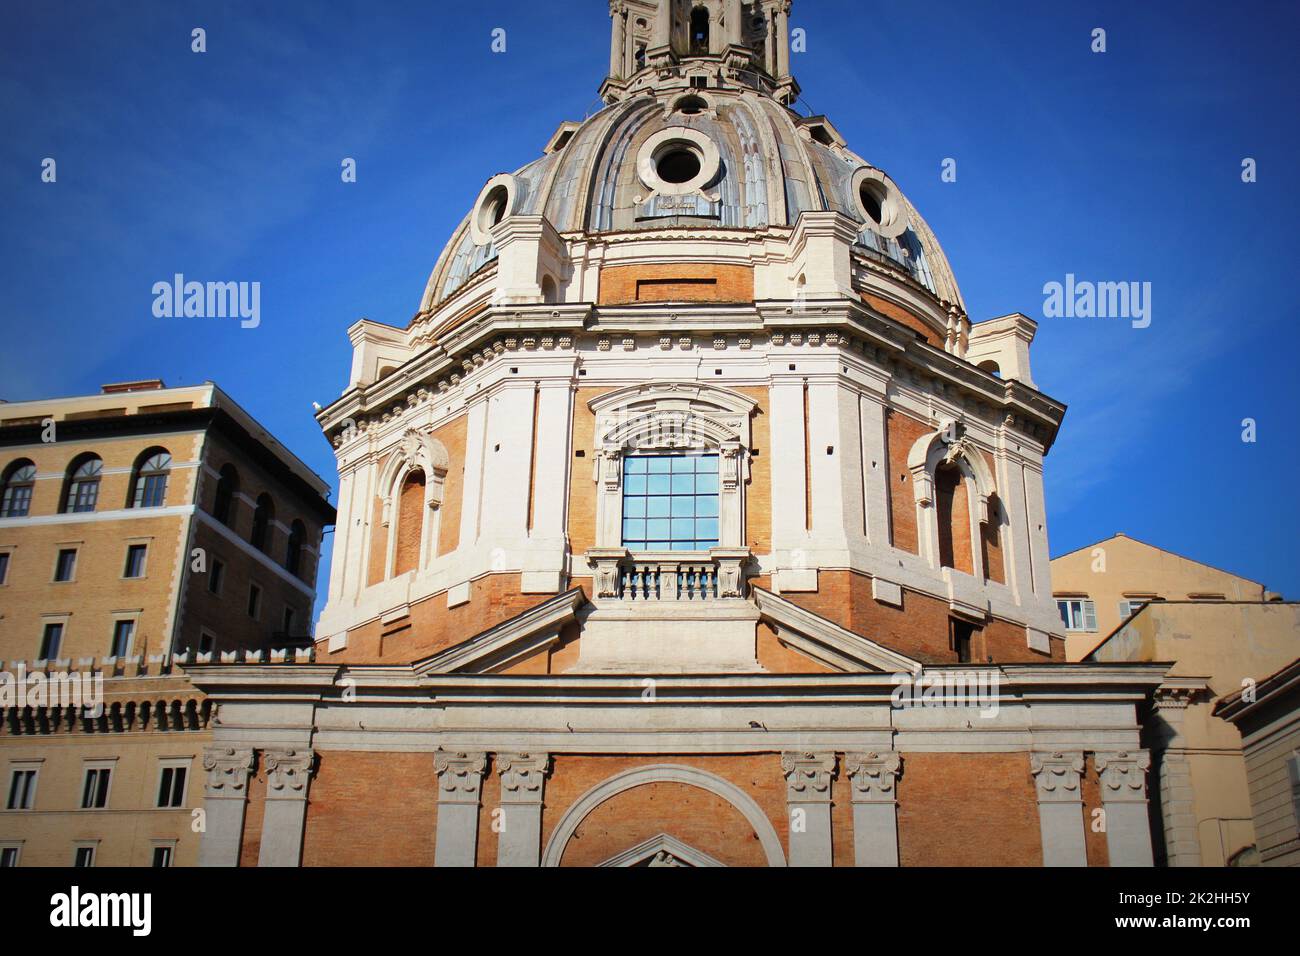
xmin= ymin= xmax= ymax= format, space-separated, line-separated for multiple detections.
xmin=1216 ymin=657 xmax=1300 ymax=867
xmin=0 ymin=381 xmax=333 ymax=866
xmin=1055 ymin=533 xmax=1300 ymax=866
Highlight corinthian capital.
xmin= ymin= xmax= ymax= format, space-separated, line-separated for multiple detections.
xmin=264 ymin=749 xmax=315 ymax=798
xmin=1095 ymin=751 xmax=1151 ymax=803
xmin=781 ymin=752 xmax=837 ymax=802
xmin=202 ymin=746 xmax=255 ymax=797
xmin=1030 ymin=751 xmax=1084 ymax=803
xmin=845 ymin=751 xmax=901 ymax=803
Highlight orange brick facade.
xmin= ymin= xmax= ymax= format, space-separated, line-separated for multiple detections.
xmin=598 ymin=263 xmax=755 ymax=305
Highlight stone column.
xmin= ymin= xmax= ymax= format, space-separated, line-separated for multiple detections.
xmin=1151 ymin=689 xmax=1203 ymax=865
xmin=1031 ymin=751 xmax=1088 ymax=866
xmin=845 ymin=752 xmax=900 ymax=867
xmin=775 ymin=0 xmax=791 ymax=79
xmin=495 ymin=752 xmax=550 ymax=867
xmin=654 ymin=0 xmax=672 ymax=52
xmin=609 ymin=1 xmax=626 ymax=78
xmin=435 ymin=750 xmax=487 ymax=867
xmin=254 ymin=749 xmax=314 ymax=867
xmin=1096 ymin=751 xmax=1154 ymax=867
xmin=198 ymin=746 xmax=255 ymax=867
xmin=725 ymin=0 xmax=743 ymax=47
xmin=782 ymin=752 xmax=836 ymax=866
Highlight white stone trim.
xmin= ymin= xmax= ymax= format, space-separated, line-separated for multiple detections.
xmin=598 ymin=832 xmax=724 ymax=867
xmin=540 ymin=764 xmax=786 ymax=867
xmin=754 ymin=587 xmax=922 ymax=674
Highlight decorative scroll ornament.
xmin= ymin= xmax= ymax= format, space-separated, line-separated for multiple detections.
xmin=845 ymin=751 xmax=902 ymax=801
xmin=264 ymin=749 xmax=315 ymax=795
xmin=434 ymin=750 xmax=488 ymax=796
xmin=202 ymin=746 xmax=255 ymax=795
xmin=1030 ymin=751 xmax=1085 ymax=802
xmin=1095 ymin=751 xmax=1151 ymax=802
xmin=781 ymin=752 xmax=837 ymax=800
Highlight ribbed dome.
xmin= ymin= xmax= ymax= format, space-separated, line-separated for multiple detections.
xmin=424 ymin=85 xmax=962 ymax=315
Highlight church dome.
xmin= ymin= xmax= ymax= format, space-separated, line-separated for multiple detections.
xmin=423 ymin=84 xmax=963 ymax=313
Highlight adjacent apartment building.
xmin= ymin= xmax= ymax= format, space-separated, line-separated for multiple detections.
xmin=0 ymin=380 xmax=333 ymax=866
xmin=1052 ymin=533 xmax=1299 ymax=866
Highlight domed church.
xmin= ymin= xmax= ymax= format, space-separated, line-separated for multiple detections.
xmin=191 ymin=0 xmax=1164 ymax=867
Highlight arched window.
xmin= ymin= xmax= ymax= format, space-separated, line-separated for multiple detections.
xmin=0 ymin=459 xmax=36 ymax=517
xmin=690 ymin=6 xmax=711 ymax=55
xmin=981 ymin=494 xmax=1006 ymax=585
xmin=213 ymin=464 xmax=239 ymax=526
xmin=62 ymin=455 xmax=103 ymax=514
xmin=250 ymin=494 xmax=275 ymax=552
xmin=934 ymin=462 xmax=971 ymax=573
xmin=129 ymin=448 xmax=171 ymax=508
xmin=286 ymin=519 xmax=306 ymax=577
xmin=393 ymin=470 xmax=426 ymax=577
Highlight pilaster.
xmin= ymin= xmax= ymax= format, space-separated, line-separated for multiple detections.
xmin=495 ymin=752 xmax=551 ymax=867
xmin=258 ymin=748 xmax=315 ymax=867
xmin=1095 ymin=750 xmax=1154 ymax=867
xmin=435 ymin=749 xmax=488 ymax=867
xmin=198 ymin=746 xmax=255 ymax=867
xmin=1031 ymin=751 xmax=1087 ymax=866
xmin=782 ymin=751 xmax=836 ymax=866
xmin=845 ymin=751 xmax=901 ymax=867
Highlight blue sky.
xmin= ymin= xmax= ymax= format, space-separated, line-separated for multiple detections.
xmin=2 ymin=0 xmax=1298 ymax=617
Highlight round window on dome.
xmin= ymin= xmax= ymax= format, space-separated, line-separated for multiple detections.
xmin=656 ymin=146 xmax=702 ymax=184
xmin=469 ymin=173 xmax=518 ymax=245
xmin=850 ymin=167 xmax=907 ymax=239
xmin=636 ymin=127 xmax=721 ymax=198
xmin=675 ymin=94 xmax=707 ymax=115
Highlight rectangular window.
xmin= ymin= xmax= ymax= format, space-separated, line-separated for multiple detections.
xmin=151 ymin=845 xmax=173 ymax=868
xmin=53 ymin=548 xmax=77 ymax=582
xmin=123 ymin=544 xmax=147 ymax=578
xmin=110 ymin=620 xmax=135 ymax=658
xmin=39 ymin=623 xmax=63 ymax=660
xmin=248 ymin=583 xmax=261 ymax=619
xmin=137 ymin=474 xmax=167 ymax=508
xmin=0 ymin=552 xmax=9 ymax=585
xmin=156 ymin=766 xmax=187 ymax=808
xmin=2 ymin=484 xmax=32 ymax=517
xmin=198 ymin=631 xmax=216 ymax=655
xmin=81 ymin=767 xmax=111 ymax=809
xmin=7 ymin=769 xmax=37 ymax=810
xmin=1056 ymin=598 xmax=1098 ymax=632
xmin=0 ymin=847 xmax=18 ymax=867
xmin=73 ymin=845 xmax=95 ymax=867
xmin=282 ymin=606 xmax=296 ymax=635
xmin=621 ymin=454 xmax=720 ymax=551
xmin=1118 ymin=599 xmax=1147 ymax=620
xmin=208 ymin=559 xmax=224 ymax=594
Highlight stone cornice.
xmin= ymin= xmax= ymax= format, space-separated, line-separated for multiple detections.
xmin=412 ymin=588 xmax=586 ymax=675
xmin=753 ymin=587 xmax=922 ymax=675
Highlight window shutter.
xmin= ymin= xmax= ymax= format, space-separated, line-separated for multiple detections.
xmin=1084 ymin=601 xmax=1098 ymax=631
xmin=1288 ymin=753 xmax=1300 ymax=827
xmin=1118 ymin=601 xmax=1131 ymax=620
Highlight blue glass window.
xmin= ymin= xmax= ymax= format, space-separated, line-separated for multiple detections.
xmin=622 ymin=454 xmax=720 ymax=551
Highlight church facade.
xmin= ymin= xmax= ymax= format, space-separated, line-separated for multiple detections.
xmin=189 ymin=0 xmax=1164 ymax=867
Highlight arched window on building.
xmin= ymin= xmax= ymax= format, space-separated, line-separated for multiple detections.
xmin=934 ymin=462 xmax=973 ymax=575
xmin=251 ymin=494 xmax=275 ymax=552
xmin=286 ymin=519 xmax=306 ymax=577
xmin=129 ymin=448 xmax=171 ymax=508
xmin=690 ymin=6 xmax=711 ymax=55
xmin=393 ymin=471 xmax=426 ymax=577
xmin=62 ymin=455 xmax=103 ymax=514
xmin=981 ymin=494 xmax=1006 ymax=585
xmin=0 ymin=459 xmax=36 ymax=517
xmin=213 ymin=464 xmax=239 ymax=527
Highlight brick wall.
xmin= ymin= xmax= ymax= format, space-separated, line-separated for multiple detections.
xmin=301 ymin=752 xmax=439 ymax=867
xmin=393 ymin=471 xmax=424 ymax=576
xmin=897 ymin=752 xmax=1042 ymax=865
xmin=598 ymin=263 xmax=754 ymax=305
xmin=861 ymin=292 xmax=944 ymax=348
xmin=885 ymin=408 xmax=928 ymax=554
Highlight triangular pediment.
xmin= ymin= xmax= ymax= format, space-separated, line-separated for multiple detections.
xmin=598 ymin=833 xmax=724 ymax=868
xmin=752 ymin=587 xmax=922 ymax=674
xmin=413 ymin=588 xmax=585 ymax=674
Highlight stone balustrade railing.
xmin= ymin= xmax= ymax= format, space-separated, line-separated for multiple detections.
xmin=585 ymin=548 xmax=751 ymax=602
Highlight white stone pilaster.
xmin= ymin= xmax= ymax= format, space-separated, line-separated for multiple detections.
xmin=782 ymin=751 xmax=836 ymax=866
xmin=258 ymin=749 xmax=315 ymax=867
xmin=1096 ymin=750 xmax=1154 ymax=867
xmin=495 ymin=752 xmax=551 ymax=867
xmin=435 ymin=750 xmax=488 ymax=867
xmin=845 ymin=751 xmax=900 ymax=867
xmin=198 ymin=746 xmax=255 ymax=867
xmin=1031 ymin=751 xmax=1088 ymax=867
